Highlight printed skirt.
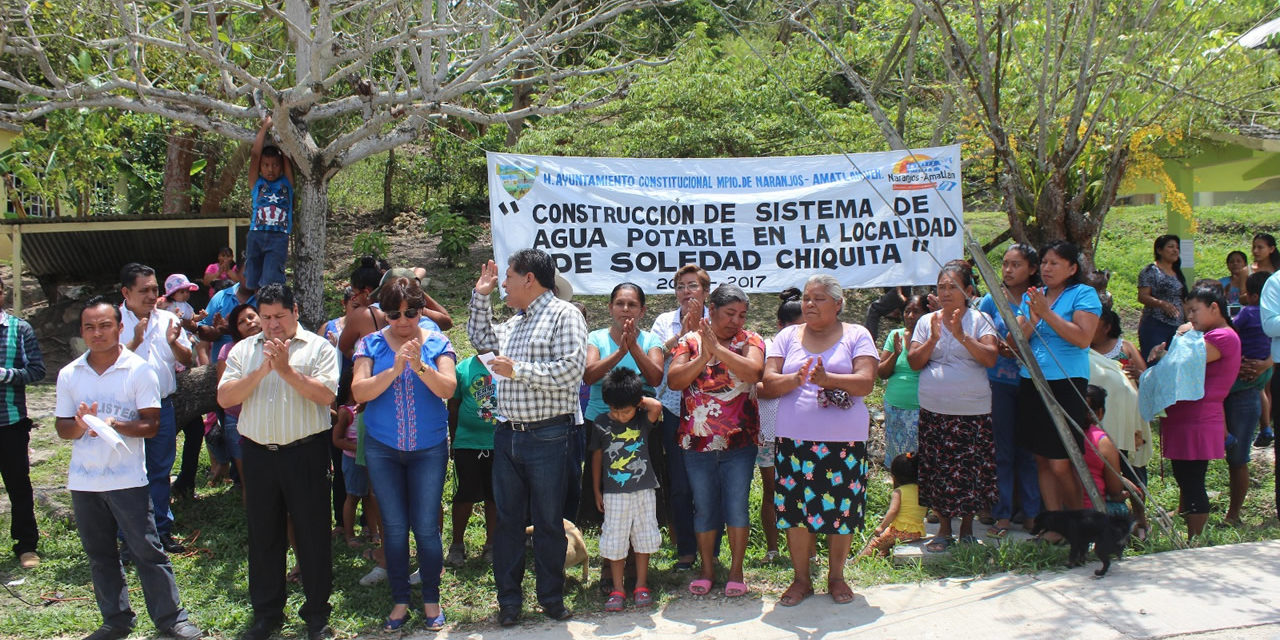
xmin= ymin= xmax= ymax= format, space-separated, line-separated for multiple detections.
xmin=774 ymin=438 xmax=867 ymax=535
xmin=883 ymin=404 xmax=920 ymax=468
xmin=917 ymin=409 xmax=998 ymax=517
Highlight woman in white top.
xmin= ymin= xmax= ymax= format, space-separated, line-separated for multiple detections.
xmin=908 ymin=264 xmax=1000 ymax=551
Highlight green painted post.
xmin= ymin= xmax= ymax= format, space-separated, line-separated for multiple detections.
xmin=1164 ymin=159 xmax=1196 ymax=282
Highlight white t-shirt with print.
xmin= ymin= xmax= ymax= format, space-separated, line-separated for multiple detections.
xmin=56 ymin=348 xmax=161 ymax=492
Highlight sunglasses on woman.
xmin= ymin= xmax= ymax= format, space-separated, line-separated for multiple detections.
xmin=385 ymin=307 xmax=421 ymax=320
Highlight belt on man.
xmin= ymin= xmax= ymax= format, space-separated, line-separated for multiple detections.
xmin=244 ymin=431 xmax=325 ymax=452
xmin=499 ymin=414 xmax=573 ymax=432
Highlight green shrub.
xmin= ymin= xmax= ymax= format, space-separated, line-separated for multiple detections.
xmin=351 ymin=230 xmax=390 ymax=264
xmin=424 ymin=204 xmax=481 ymax=263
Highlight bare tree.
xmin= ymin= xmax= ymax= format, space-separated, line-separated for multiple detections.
xmin=0 ymin=0 xmax=676 ymax=325
xmin=906 ymin=0 xmax=1275 ymax=267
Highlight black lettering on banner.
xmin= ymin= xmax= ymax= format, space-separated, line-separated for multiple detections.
xmin=611 ymin=250 xmax=761 ymax=273
xmin=753 ymin=226 xmax=785 ymax=246
xmin=774 ymin=244 xmax=905 ymax=270
xmin=533 ymin=227 xmax=607 ymax=249
xmin=551 ymin=252 xmax=592 ymax=273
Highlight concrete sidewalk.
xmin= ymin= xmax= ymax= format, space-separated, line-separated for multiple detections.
xmin=427 ymin=540 xmax=1280 ymax=639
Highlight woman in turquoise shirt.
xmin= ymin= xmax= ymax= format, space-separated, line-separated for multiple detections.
xmin=583 ymin=283 xmax=665 ymax=422
xmin=1015 ymin=240 xmax=1101 ymax=520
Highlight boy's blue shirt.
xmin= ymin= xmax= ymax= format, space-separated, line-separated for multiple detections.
xmin=250 ymin=175 xmax=294 ymax=234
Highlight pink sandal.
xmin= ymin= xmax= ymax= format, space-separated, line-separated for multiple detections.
xmin=688 ymin=578 xmax=712 ymax=596
xmin=724 ymin=581 xmax=748 ymax=597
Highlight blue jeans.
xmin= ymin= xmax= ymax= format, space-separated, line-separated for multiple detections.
xmin=562 ymin=422 xmax=586 ymax=522
xmin=991 ymin=381 xmax=1041 ymax=521
xmin=144 ymin=397 xmax=177 ymax=536
xmin=244 ymin=230 xmax=288 ymax=290
xmin=73 ymin=486 xmax=188 ymax=632
xmin=491 ymin=421 xmax=571 ymax=610
xmin=364 ymin=436 xmax=447 ymax=605
xmin=1225 ymin=386 xmax=1262 ymax=467
xmin=657 ymin=409 xmax=697 ymax=557
xmin=1137 ymin=315 xmax=1177 ymax=363
xmin=682 ymin=444 xmax=756 ymax=532
xmin=206 ymin=410 xmax=243 ymax=465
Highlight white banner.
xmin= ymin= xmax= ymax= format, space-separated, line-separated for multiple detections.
xmin=487 ymin=146 xmax=963 ymax=295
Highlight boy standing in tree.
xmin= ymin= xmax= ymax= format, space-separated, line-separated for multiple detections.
xmin=246 ymin=115 xmax=294 ymax=293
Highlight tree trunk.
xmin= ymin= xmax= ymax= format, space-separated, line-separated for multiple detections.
xmin=200 ymin=142 xmax=251 ymax=215
xmin=293 ymin=172 xmax=330 ymax=330
xmin=163 ymin=129 xmax=197 ymax=215
xmin=382 ymin=149 xmax=396 ymax=216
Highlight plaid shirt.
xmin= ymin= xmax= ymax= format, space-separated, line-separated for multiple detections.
xmin=467 ymin=289 xmax=587 ymax=423
xmin=0 ymin=311 xmax=46 ymax=427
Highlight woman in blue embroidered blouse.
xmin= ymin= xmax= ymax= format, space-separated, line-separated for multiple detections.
xmin=352 ymin=276 xmax=457 ymax=632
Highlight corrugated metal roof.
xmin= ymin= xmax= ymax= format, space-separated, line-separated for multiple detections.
xmin=6 ymin=218 xmax=249 ymax=283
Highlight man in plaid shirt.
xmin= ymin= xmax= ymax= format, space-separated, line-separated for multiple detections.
xmin=0 ymin=280 xmax=45 ymax=569
xmin=467 ymin=248 xmax=587 ymax=627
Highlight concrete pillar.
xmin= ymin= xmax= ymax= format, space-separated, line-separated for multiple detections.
xmin=1164 ymin=159 xmax=1196 ymax=282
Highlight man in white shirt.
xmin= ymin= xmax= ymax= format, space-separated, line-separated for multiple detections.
xmin=219 ymin=283 xmax=339 ymax=640
xmin=56 ymin=297 xmax=201 ymax=640
xmin=118 ymin=263 xmax=192 ymax=553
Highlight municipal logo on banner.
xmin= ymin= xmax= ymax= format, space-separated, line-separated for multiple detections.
xmin=888 ymin=153 xmax=956 ymax=191
xmin=497 ymin=162 xmax=538 ymax=200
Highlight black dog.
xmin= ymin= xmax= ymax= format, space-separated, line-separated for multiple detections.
xmin=1031 ymin=509 xmax=1131 ymax=577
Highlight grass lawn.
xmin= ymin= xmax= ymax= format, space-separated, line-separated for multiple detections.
xmin=1 ymin=202 xmax=1278 ymax=638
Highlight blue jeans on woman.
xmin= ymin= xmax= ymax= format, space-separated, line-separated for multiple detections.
xmin=991 ymin=381 xmax=1041 ymax=522
xmin=682 ymin=444 xmax=757 ymax=533
xmin=364 ymin=436 xmax=448 ymax=605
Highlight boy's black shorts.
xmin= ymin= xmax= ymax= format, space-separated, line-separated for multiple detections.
xmin=452 ymin=448 xmax=495 ymax=504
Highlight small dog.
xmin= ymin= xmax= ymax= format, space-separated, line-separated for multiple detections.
xmin=526 ymin=519 xmax=589 ymax=581
xmin=1032 ymin=509 xmax=1131 ymax=577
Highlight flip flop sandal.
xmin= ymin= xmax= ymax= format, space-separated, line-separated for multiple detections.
xmin=986 ymin=526 xmax=1011 ymax=538
xmin=724 ymin=581 xmax=748 ymax=597
xmin=633 ymin=587 xmax=653 ymax=607
xmin=924 ymin=537 xmax=954 ymax=553
xmin=778 ymin=582 xmax=814 ymax=607
xmin=688 ymin=578 xmax=713 ymax=596
xmin=605 ymin=591 xmax=625 ymax=612
xmin=828 ymin=581 xmax=855 ymax=605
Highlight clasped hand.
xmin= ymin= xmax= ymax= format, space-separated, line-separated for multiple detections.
xmin=793 ymin=355 xmax=827 ymax=387
xmin=260 ymin=338 xmax=293 ymax=373
xmin=397 ymin=338 xmax=423 ymax=372
xmin=75 ymin=401 xmax=113 ymax=437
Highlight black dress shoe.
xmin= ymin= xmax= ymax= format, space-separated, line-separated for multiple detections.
xmin=161 ymin=535 xmax=187 ymax=554
xmin=498 ymin=607 xmax=521 ymax=627
xmin=237 ymin=619 xmax=281 ymax=640
xmin=83 ymin=625 xmax=131 ymax=640
xmin=542 ymin=604 xmax=573 ymax=622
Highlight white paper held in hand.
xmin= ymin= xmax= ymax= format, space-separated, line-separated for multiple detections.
xmin=82 ymin=414 xmax=131 ymax=453
xmin=477 ymin=352 xmax=511 ymax=381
